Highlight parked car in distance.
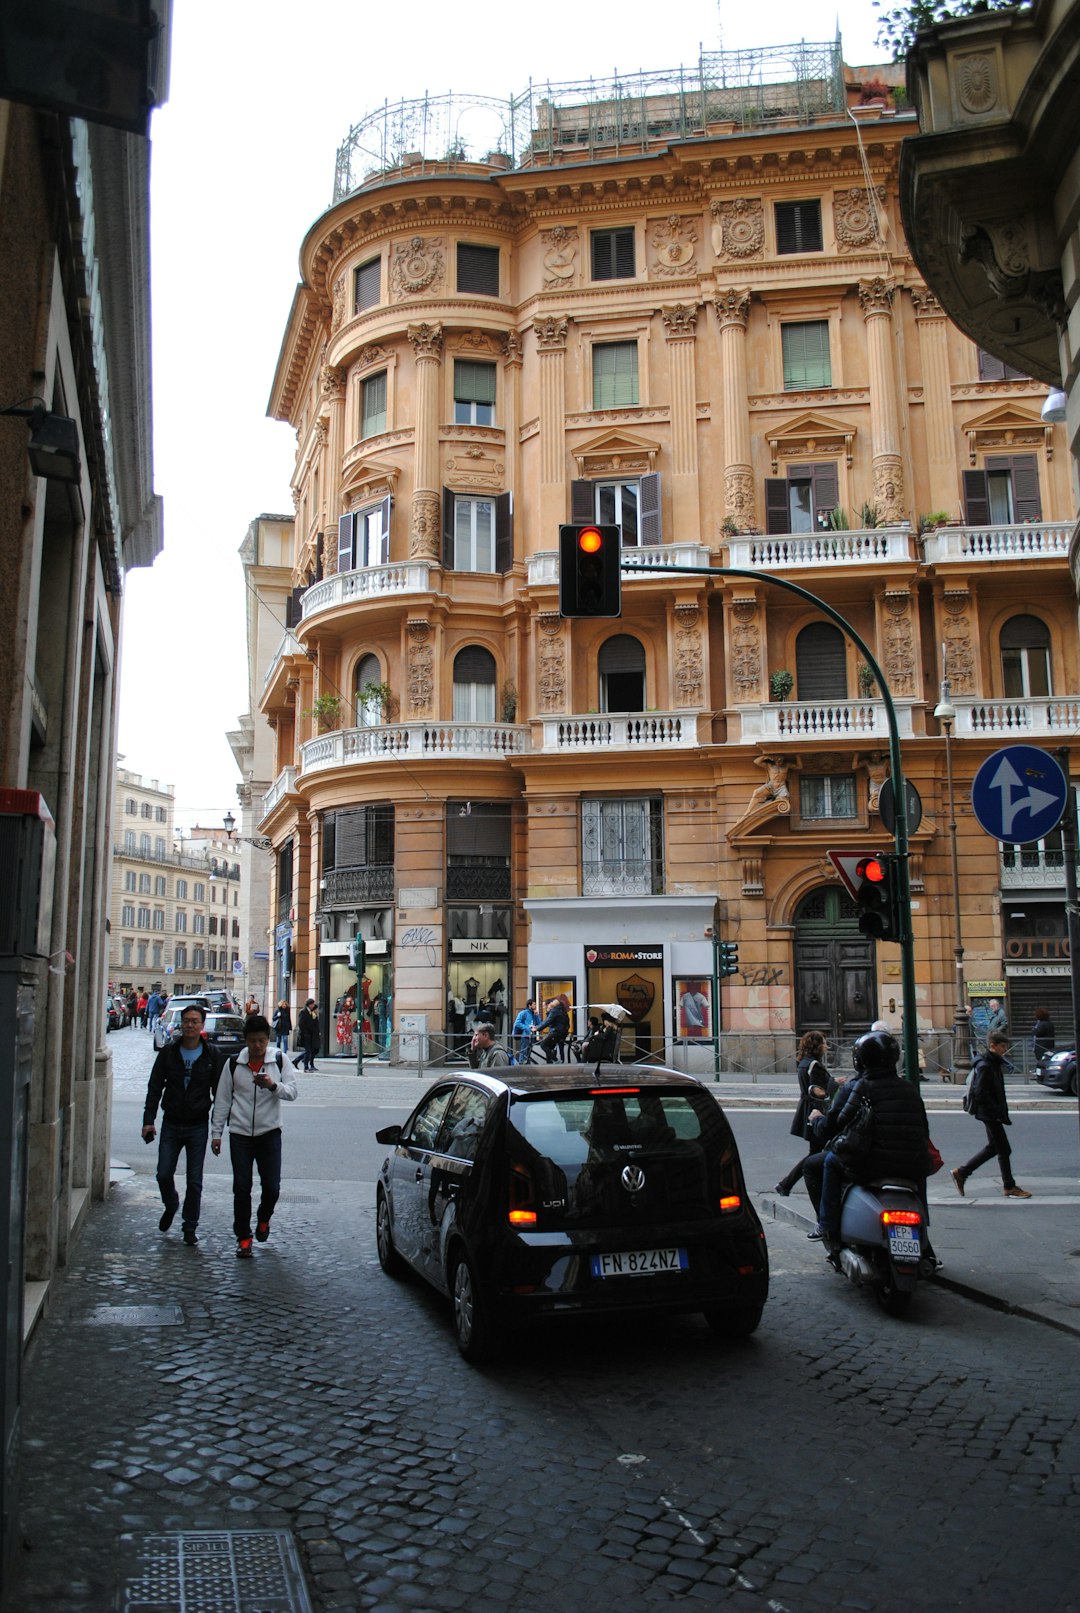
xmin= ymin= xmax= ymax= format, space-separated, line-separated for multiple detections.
xmin=152 ymin=996 xmax=211 ymax=1051
xmin=200 ymin=1013 xmax=245 ymax=1059
xmin=1035 ymin=1046 xmax=1077 ymax=1095
xmin=375 ymin=1065 xmax=769 ymax=1362
xmin=202 ymin=990 xmax=238 ymax=1014
xmin=105 ymin=995 xmax=130 ymax=1032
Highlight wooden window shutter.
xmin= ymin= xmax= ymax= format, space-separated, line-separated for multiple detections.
xmin=495 ymin=491 xmax=513 ymax=573
xmin=989 ymin=453 xmax=1042 ymax=521
xmin=338 ymin=512 xmax=355 ymax=572
xmin=355 ymin=257 xmax=380 ymax=313
xmin=811 ymin=462 xmax=839 ymax=520
xmin=962 ymin=469 xmax=991 ymax=526
xmin=457 ymin=244 xmax=499 ymax=296
xmin=765 ymin=479 xmax=790 ymax=534
xmin=571 ymin=479 xmax=595 ymax=521
xmin=639 ymin=473 xmax=662 ymax=545
xmin=796 ymin=622 xmax=847 ymax=699
xmin=315 ymin=531 xmax=324 ymax=583
xmin=442 ymin=487 xmax=455 ymax=567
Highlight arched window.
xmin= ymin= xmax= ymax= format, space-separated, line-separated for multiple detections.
xmin=1001 ymin=614 xmax=1051 ymax=698
xmin=795 ymin=622 xmax=846 ymax=701
xmin=453 ymin=646 xmax=496 ymax=722
xmin=354 ymin=653 xmax=384 ymax=726
xmin=598 ymin=634 xmax=645 ymax=712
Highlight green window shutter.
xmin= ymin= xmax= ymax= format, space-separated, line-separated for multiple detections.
xmin=361 ymin=371 xmax=387 ymax=437
xmin=782 ymin=322 xmax=831 ymax=391
xmin=354 ymin=258 xmax=380 ymax=312
xmin=593 ymin=342 xmax=639 ymax=408
xmin=454 ymin=361 xmax=497 ymax=406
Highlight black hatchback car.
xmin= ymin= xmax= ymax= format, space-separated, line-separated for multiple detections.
xmin=375 ymin=1065 xmax=769 ymax=1361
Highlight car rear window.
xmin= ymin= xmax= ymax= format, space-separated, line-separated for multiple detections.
xmin=206 ymin=1016 xmax=243 ymax=1033
xmin=511 ymin=1091 xmax=713 ymax=1166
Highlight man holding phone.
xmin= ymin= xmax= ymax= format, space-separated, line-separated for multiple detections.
xmin=211 ymin=1013 xmax=299 ymax=1258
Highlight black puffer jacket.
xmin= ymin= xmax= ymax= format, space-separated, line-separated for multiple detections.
xmin=815 ymin=1066 xmax=929 ymax=1181
xmin=142 ymin=1040 xmax=221 ymax=1128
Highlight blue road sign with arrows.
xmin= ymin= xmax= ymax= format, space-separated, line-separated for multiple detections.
xmin=970 ymin=745 xmax=1068 ymax=844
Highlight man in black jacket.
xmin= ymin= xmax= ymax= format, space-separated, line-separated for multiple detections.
xmin=952 ymin=1032 xmax=1031 ymax=1198
xmin=141 ymin=1003 xmax=221 ymax=1246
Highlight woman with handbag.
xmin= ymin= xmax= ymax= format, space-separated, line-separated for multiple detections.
xmin=775 ymin=1031 xmax=838 ymax=1197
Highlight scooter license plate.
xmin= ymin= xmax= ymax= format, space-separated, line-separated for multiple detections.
xmin=888 ymin=1225 xmax=921 ymax=1263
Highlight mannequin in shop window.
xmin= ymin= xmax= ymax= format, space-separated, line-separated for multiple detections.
xmin=463 ymin=976 xmax=480 ymax=1007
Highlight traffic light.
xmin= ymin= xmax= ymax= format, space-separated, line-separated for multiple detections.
xmin=855 ymin=854 xmax=900 ymax=942
xmin=718 ymin=940 xmax=739 ymax=977
xmin=559 ymin=523 xmax=621 ymax=618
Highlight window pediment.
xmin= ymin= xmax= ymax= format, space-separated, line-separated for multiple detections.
xmin=961 ymin=402 xmax=1050 ymax=464
xmin=767 ymin=410 xmax=857 ymax=474
xmin=572 ymin=426 xmax=661 ymax=478
xmin=342 ymin=455 xmax=399 ymax=506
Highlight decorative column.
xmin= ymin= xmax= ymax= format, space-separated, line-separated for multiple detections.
xmin=407 ymin=322 xmax=443 ymax=559
xmin=533 ymin=314 xmax=569 ymax=537
xmin=322 ymin=364 xmax=346 ymax=574
xmin=406 ymin=618 xmax=435 ymax=718
xmin=713 ymin=288 xmax=755 ymax=531
xmin=502 ymin=330 xmax=523 ymax=511
xmin=858 ymin=277 xmax=906 ymax=524
xmin=911 ymin=285 xmax=957 ymax=519
xmin=662 ymin=303 xmax=701 ymax=545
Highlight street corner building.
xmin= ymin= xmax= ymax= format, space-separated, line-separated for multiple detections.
xmin=237 ymin=34 xmax=1080 ymax=1075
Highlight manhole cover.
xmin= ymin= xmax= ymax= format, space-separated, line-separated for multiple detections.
xmin=119 ymin=1529 xmax=313 ymax=1612
xmin=85 ymin=1305 xmax=184 ymax=1327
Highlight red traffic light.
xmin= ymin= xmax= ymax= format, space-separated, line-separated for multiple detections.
xmin=578 ymin=525 xmax=603 ymax=554
xmin=857 ymin=856 xmax=887 ymax=884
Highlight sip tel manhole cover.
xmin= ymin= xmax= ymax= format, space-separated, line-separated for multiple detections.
xmin=85 ymin=1305 xmax=184 ymax=1327
xmin=119 ymin=1529 xmax=313 ymax=1612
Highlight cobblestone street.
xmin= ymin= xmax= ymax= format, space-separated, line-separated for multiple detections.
xmin=12 ymin=1137 xmax=1080 ymax=1612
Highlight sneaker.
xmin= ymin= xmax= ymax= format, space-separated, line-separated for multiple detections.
xmin=182 ymin=1230 xmax=198 ymax=1247
xmin=806 ymin=1228 xmax=823 ymax=1241
xmin=159 ymin=1203 xmax=178 ymax=1231
xmin=951 ymin=1168 xmax=966 ymax=1197
xmin=255 ymin=1221 xmax=270 ymax=1243
xmin=774 ymin=1182 xmax=791 ymax=1197
xmin=1004 ymin=1185 xmax=1032 ymax=1199
xmin=236 ymin=1237 xmax=254 ymax=1258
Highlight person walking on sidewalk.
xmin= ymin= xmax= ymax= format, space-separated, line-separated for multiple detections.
xmin=775 ymin=1031 xmax=836 ymax=1198
xmin=141 ymin=1003 xmax=221 ymax=1247
xmin=271 ymin=997 xmax=292 ymax=1054
xmin=952 ymin=1032 xmax=1032 ymax=1199
xmin=211 ymin=1013 xmax=299 ymax=1258
xmin=296 ymin=998 xmax=320 ymax=1071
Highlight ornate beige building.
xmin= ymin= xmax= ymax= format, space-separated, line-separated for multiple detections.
xmin=255 ymin=40 xmax=1076 ymax=1066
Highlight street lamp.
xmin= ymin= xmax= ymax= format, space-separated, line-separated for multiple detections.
xmin=934 ymin=673 xmax=970 ymax=1078
xmin=223 ymin=810 xmax=272 ymax=852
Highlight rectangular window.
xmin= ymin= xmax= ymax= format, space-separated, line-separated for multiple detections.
xmin=121 ymin=904 xmax=135 ymax=927
xmin=124 ymin=870 xmax=136 ymax=892
xmin=592 ymin=342 xmax=639 ymax=409
xmin=153 ymin=910 xmax=165 ymax=930
xmin=800 ymin=775 xmax=857 ymax=820
xmin=175 ymin=911 xmax=187 ymax=933
xmin=193 ymin=947 xmax=205 ymax=970
xmin=454 ymin=360 xmax=496 ymax=425
xmin=138 ymin=872 xmax=151 ymax=892
xmin=963 ymin=455 xmax=1042 ymax=525
xmin=782 ymin=321 xmax=831 ymax=391
xmin=155 ymin=806 xmax=167 ymax=822
xmin=977 ymin=347 xmax=1027 ymax=382
xmin=125 ymin=799 xmax=137 ymax=815
xmin=361 ymin=371 xmax=387 ymax=438
xmin=596 ymin=481 xmax=639 ymax=545
xmin=193 ymin=913 xmax=206 ymax=934
xmin=354 ymin=256 xmax=381 ymax=313
xmin=175 ymin=944 xmax=187 ymax=969
xmin=137 ymin=942 xmax=148 ymax=968
xmin=140 ymin=833 xmax=151 ymax=855
xmin=141 ymin=801 xmax=152 ymax=818
xmin=453 ymin=496 xmax=496 ymax=571
xmin=152 ymin=943 xmax=163 ymax=969
xmin=155 ymin=876 xmax=166 ymax=896
xmin=591 ymin=227 xmax=635 ymax=280
xmin=124 ymin=830 xmax=136 ymax=852
xmin=155 ymin=837 xmax=166 ymax=857
xmin=457 ymin=243 xmax=499 ymax=296
xmin=122 ymin=940 xmax=132 ymax=966
xmin=775 ymin=199 xmax=823 ymax=254
xmin=581 ymin=797 xmax=663 ymax=896
xmin=339 ymin=497 xmax=391 ymax=571
xmin=137 ymin=906 xmax=151 ymax=929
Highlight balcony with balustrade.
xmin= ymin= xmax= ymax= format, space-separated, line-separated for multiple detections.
xmin=527 ymin=542 xmax=711 ymax=590
xmin=726 ymin=526 xmax=916 ymax=573
xmin=299 ymin=721 xmax=530 ymax=779
xmin=539 ymin=712 xmax=701 ymax=752
xmin=999 ymin=847 xmax=1077 ymax=891
xmin=736 ymin=698 xmax=918 ymax=742
xmin=300 ymin=562 xmax=436 ymax=627
xmin=947 ymin=697 xmax=1080 ymax=740
xmin=920 ymin=521 xmax=1072 ymax=566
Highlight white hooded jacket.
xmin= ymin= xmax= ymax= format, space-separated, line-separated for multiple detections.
xmin=212 ymin=1045 xmax=299 ymax=1140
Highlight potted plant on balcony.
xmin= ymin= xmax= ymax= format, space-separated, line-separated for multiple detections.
xmin=857 ymin=662 xmax=877 ymax=697
xmin=770 ymin=669 xmax=794 ymax=703
xmin=358 ymin=680 xmax=393 ymax=722
xmin=304 ymin=692 xmax=342 ymax=733
xmin=918 ymin=511 xmax=952 ymax=534
xmin=500 ymin=682 xmax=518 ymax=723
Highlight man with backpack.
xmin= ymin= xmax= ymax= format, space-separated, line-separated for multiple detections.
xmin=953 ymin=1032 xmax=1031 ymax=1199
xmin=142 ymin=1002 xmax=221 ymax=1247
xmin=211 ymin=1013 xmax=299 ymax=1257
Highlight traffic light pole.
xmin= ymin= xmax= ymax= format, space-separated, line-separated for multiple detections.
xmin=621 ymin=560 xmax=919 ymax=1086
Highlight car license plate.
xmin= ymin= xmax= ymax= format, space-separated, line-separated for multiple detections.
xmin=888 ymin=1225 xmax=921 ymax=1263
xmin=590 ymin=1247 xmax=688 ymax=1278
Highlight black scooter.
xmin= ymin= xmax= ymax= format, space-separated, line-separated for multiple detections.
xmin=828 ymin=1178 xmax=928 ymax=1317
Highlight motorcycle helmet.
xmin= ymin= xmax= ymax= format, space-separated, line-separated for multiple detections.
xmin=852 ymin=1029 xmax=900 ymax=1075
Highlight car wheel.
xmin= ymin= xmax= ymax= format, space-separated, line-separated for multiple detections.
xmin=703 ymin=1300 xmax=764 ymax=1339
xmin=1070 ymin=1064 xmax=1078 ymax=1097
xmin=375 ymin=1189 xmax=402 ymax=1276
xmin=450 ymin=1249 xmax=503 ymax=1363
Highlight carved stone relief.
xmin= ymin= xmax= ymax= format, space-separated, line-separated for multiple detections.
xmin=953 ymin=49 xmax=1000 ymax=116
xmin=661 ymin=303 xmax=698 ymax=338
xmin=407 ymin=322 xmax=443 ymax=362
xmin=650 ymin=215 xmax=698 ymax=278
xmin=730 ymin=599 xmax=762 ymax=701
xmin=541 ymin=225 xmax=578 ymax=290
xmin=724 ymin=466 xmax=756 ymax=530
xmin=331 ymin=276 xmax=346 ymax=332
xmin=407 ymin=620 xmax=433 ymax=717
xmin=872 ymin=454 xmax=906 ymax=525
xmin=410 ymin=490 xmax=441 ymax=560
xmin=503 ymin=330 xmax=523 ymax=363
xmin=858 ymin=276 xmax=895 ymax=318
xmin=391 ymin=236 xmax=445 ymax=299
xmin=942 ymin=592 xmax=975 ymax=694
xmin=713 ymin=286 xmax=752 ymax=328
xmin=833 ymin=187 xmax=887 ymax=253
xmin=321 ymin=365 xmax=346 ymax=400
xmin=533 ymin=314 xmax=569 ymax=351
xmin=910 ymin=284 xmax=944 ymax=320
xmin=882 ymin=592 xmax=915 ymax=697
xmin=444 ymin=447 xmax=505 ymax=490
xmin=673 ymin=605 xmax=704 ymax=707
xmin=537 ymin=613 xmax=566 ymax=712
xmin=710 ymin=196 xmax=764 ymax=261
xmin=322 ymin=529 xmax=338 ymax=578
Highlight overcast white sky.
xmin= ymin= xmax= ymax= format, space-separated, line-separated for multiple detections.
xmin=116 ymin=0 xmax=886 ymax=830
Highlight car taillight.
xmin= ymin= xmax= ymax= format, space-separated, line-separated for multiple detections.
xmin=719 ymin=1194 xmax=742 ymax=1213
xmin=509 ymin=1210 xmax=537 ymax=1226
xmin=509 ymin=1164 xmax=537 ymax=1228
xmin=882 ymin=1210 xmax=922 ymax=1226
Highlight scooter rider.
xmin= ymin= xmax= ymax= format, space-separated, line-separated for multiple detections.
xmin=806 ymin=1030 xmax=931 ymax=1250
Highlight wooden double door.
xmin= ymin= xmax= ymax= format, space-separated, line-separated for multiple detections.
xmin=794 ymin=887 xmax=876 ymax=1043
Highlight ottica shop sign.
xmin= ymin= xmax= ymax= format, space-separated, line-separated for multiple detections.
xmin=586 ymin=945 xmax=663 ymax=965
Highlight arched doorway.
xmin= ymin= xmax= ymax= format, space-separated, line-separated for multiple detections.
xmin=793 ymin=885 xmax=876 ymax=1041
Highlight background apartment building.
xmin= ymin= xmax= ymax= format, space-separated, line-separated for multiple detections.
xmin=110 ymin=768 xmax=243 ymax=997
xmin=250 ymin=37 xmax=1075 ymax=1067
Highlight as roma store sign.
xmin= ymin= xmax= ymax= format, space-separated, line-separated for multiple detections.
xmin=584 ymin=945 xmax=663 ymax=1026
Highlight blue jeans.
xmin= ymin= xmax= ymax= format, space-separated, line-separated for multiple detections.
xmin=818 ymin=1151 xmax=849 ymax=1239
xmin=228 ymin=1129 xmax=282 ymax=1241
xmin=157 ymin=1119 xmax=208 ymax=1232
